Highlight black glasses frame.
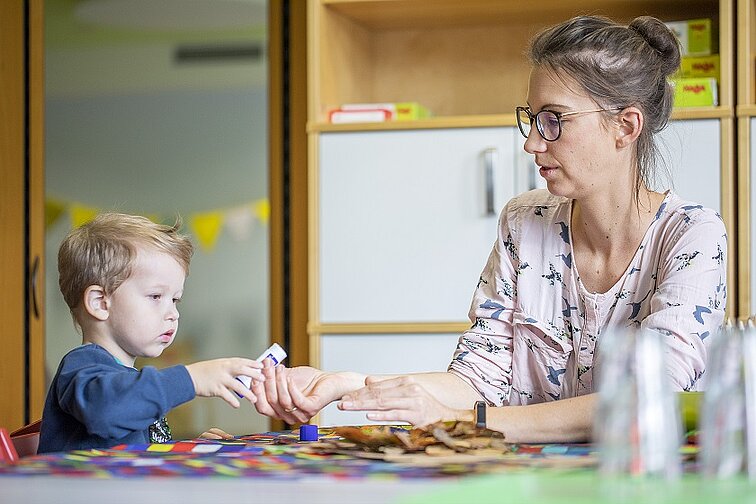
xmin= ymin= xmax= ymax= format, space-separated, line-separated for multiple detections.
xmin=516 ymin=106 xmax=622 ymax=142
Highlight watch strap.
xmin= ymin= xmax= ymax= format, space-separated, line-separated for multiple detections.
xmin=474 ymin=400 xmax=486 ymax=429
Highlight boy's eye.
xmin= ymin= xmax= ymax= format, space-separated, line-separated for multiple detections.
xmin=173 ymin=298 xmax=181 ymax=304
xmin=149 ymin=294 xmax=161 ymax=300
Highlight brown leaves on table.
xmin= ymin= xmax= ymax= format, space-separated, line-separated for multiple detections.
xmin=329 ymin=421 xmax=510 ymax=454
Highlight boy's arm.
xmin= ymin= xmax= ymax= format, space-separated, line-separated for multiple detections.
xmin=56 ymin=349 xmax=195 ymax=440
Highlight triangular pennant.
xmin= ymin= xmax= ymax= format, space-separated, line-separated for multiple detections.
xmin=70 ymin=203 xmax=100 ymax=228
xmin=189 ymin=211 xmax=224 ymax=252
xmin=224 ymin=205 xmax=255 ymax=241
xmin=253 ymin=198 xmax=270 ymax=224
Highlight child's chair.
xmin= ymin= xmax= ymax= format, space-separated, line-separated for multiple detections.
xmin=0 ymin=420 xmax=41 ymax=463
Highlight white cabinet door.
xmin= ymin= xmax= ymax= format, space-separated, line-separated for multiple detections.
xmin=318 ymin=333 xmax=461 ymax=426
xmin=658 ymin=119 xmax=721 ymax=212
xmin=318 ymin=127 xmax=519 ymax=323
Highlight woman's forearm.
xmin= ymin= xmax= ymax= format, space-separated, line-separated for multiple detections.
xmin=366 ymin=371 xmax=485 ymax=409
xmin=487 ymin=394 xmax=596 ymax=443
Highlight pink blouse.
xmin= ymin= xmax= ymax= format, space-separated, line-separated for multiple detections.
xmin=448 ymin=189 xmax=727 ymax=406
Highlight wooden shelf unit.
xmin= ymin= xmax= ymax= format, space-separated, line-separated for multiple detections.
xmin=308 ymin=0 xmax=732 ymax=127
xmin=305 ymin=1 xmax=741 ymax=392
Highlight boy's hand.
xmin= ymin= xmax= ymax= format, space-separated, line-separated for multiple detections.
xmin=185 ymin=358 xmax=264 ymax=408
xmin=199 ymin=427 xmax=234 ymax=440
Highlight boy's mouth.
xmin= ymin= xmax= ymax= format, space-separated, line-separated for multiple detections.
xmin=159 ymin=329 xmax=175 ymax=343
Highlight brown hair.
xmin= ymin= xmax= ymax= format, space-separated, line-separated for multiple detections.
xmin=58 ymin=213 xmax=194 ymax=312
xmin=528 ymin=15 xmax=681 ymax=199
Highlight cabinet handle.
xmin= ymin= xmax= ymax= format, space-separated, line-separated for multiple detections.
xmin=483 ymin=147 xmax=498 ymax=216
xmin=30 ymin=255 xmax=40 ymax=320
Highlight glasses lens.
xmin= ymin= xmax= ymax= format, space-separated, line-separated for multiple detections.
xmin=536 ymin=111 xmax=560 ymax=141
xmin=516 ymin=108 xmax=532 ymax=138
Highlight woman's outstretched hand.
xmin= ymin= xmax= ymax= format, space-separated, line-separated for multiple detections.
xmin=337 ymin=375 xmax=466 ymax=427
xmin=251 ymin=361 xmax=362 ymax=424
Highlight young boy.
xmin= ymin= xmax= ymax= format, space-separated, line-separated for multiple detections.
xmin=38 ymin=213 xmax=264 ymax=453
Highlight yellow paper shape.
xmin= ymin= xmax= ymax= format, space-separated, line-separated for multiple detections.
xmin=253 ymin=198 xmax=270 ymax=224
xmin=45 ymin=198 xmax=67 ymax=228
xmin=70 ymin=203 xmax=100 ymax=228
xmin=190 ymin=211 xmax=224 ymax=252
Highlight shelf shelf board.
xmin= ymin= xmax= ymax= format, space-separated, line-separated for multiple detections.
xmin=309 ymin=107 xmax=733 ymax=133
xmin=320 ymin=0 xmax=718 ymax=30
xmin=737 ymin=104 xmax=756 ymax=117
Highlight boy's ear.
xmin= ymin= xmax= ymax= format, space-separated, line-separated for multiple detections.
xmin=615 ymin=106 xmax=643 ymax=148
xmin=83 ymin=285 xmax=110 ymax=321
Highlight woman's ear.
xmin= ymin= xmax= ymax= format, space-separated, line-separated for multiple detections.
xmin=83 ymin=285 xmax=110 ymax=321
xmin=615 ymin=106 xmax=643 ymax=148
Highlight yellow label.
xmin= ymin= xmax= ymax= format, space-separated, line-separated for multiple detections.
xmin=677 ymin=55 xmax=719 ymax=81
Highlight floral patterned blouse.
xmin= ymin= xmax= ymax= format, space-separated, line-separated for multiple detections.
xmin=448 ymin=189 xmax=727 ymax=406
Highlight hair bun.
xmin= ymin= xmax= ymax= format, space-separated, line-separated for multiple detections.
xmin=629 ymin=16 xmax=681 ymax=76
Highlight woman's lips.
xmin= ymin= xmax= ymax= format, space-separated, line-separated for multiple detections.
xmin=539 ymin=165 xmax=558 ymax=178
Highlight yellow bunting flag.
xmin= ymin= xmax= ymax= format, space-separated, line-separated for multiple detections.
xmin=45 ymin=198 xmax=67 ymax=228
xmin=253 ymin=198 xmax=270 ymax=224
xmin=189 ymin=211 xmax=224 ymax=252
xmin=70 ymin=203 xmax=100 ymax=228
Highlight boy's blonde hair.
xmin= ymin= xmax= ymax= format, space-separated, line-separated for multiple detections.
xmin=58 ymin=213 xmax=194 ymax=312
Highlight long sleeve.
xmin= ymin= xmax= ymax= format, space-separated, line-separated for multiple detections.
xmin=39 ymin=344 xmax=195 ymax=453
xmin=642 ymin=206 xmax=727 ymax=391
xmin=448 ymin=204 xmax=518 ymax=406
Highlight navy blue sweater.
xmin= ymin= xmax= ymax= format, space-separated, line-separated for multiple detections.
xmin=38 ymin=344 xmax=195 ymax=453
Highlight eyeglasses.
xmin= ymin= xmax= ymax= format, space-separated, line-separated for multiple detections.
xmin=515 ymin=106 xmax=622 ymax=142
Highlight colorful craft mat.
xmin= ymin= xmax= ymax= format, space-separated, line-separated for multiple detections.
xmin=0 ymin=428 xmax=597 ymax=479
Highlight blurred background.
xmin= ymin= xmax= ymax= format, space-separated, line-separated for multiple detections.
xmin=43 ymin=0 xmax=270 ymax=438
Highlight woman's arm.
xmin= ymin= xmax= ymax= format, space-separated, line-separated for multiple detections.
xmin=644 ymin=209 xmax=727 ymax=390
xmin=339 ymin=371 xmax=595 ymax=443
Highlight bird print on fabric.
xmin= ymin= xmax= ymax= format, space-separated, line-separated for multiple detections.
xmin=546 ymin=365 xmax=567 ymax=386
xmin=480 ymin=299 xmax=512 ymax=320
xmin=712 ymin=244 xmax=724 ymax=265
xmin=627 ymin=288 xmax=653 ymax=320
xmin=448 ymin=190 xmax=726 ymax=408
xmin=497 ymin=278 xmax=515 ymax=300
xmin=542 ymin=262 xmax=563 ymax=286
xmin=693 ymin=305 xmax=712 ymax=324
xmin=654 ymin=201 xmax=668 ymax=221
xmin=556 ymin=252 xmax=572 ymax=268
xmin=562 ymin=296 xmax=579 ymax=318
xmin=674 ymin=251 xmax=701 ymax=271
xmin=502 ymin=232 xmax=518 ymax=261
xmin=556 ymin=221 xmax=570 ymax=244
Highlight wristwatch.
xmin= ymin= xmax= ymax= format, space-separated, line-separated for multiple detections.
xmin=474 ymin=400 xmax=486 ymax=429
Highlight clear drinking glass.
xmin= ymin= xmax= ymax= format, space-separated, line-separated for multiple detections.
xmin=594 ymin=327 xmax=682 ymax=478
xmin=700 ymin=320 xmax=756 ymax=479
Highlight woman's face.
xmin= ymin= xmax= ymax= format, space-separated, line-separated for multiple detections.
xmin=523 ymin=66 xmax=621 ymax=200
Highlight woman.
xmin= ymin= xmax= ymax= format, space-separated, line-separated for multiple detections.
xmin=253 ymin=15 xmax=727 ymax=443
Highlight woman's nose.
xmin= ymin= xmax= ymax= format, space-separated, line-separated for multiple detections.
xmin=523 ymin=126 xmax=546 ymax=154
